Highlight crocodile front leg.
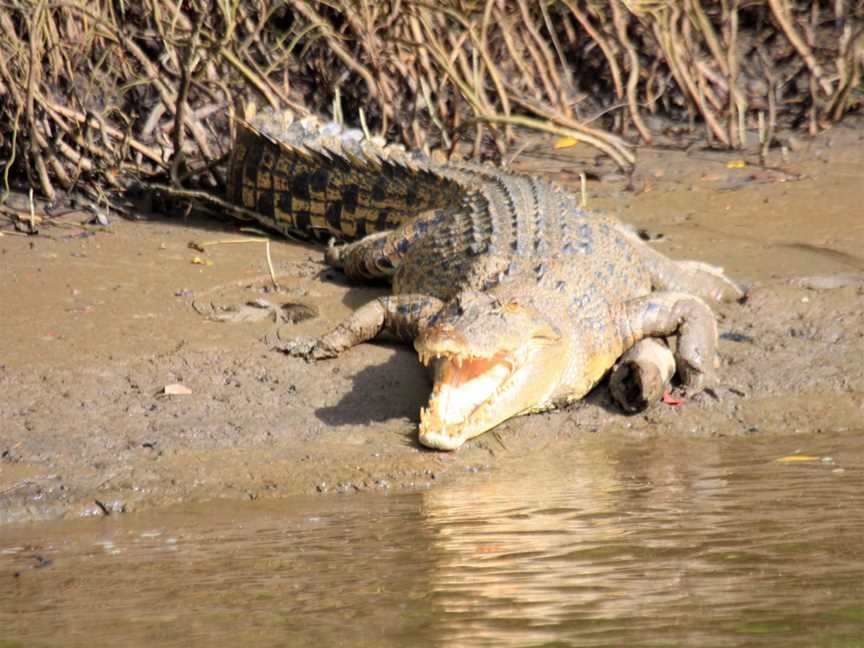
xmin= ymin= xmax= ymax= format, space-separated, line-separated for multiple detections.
xmin=609 ymin=337 xmax=677 ymax=413
xmin=618 ymin=292 xmax=719 ymax=390
xmin=271 ymin=293 xmax=444 ymax=360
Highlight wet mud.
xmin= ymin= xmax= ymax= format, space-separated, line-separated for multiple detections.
xmin=1 ymin=121 xmax=863 ymax=524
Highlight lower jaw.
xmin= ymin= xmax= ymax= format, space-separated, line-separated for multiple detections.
xmin=418 ymin=424 xmax=474 ymax=451
xmin=418 ymin=370 xmax=519 ymax=450
xmin=418 ymin=404 xmax=500 ymax=450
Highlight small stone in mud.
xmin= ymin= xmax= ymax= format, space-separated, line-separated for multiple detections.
xmin=636 ymin=228 xmax=665 ymax=241
xmin=281 ymin=302 xmax=318 ymax=324
xmin=720 ymin=331 xmax=753 ymax=343
xmin=599 ymin=172 xmax=628 ymax=183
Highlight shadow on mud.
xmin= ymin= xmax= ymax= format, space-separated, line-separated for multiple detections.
xmin=315 ymin=345 xmax=430 ymax=428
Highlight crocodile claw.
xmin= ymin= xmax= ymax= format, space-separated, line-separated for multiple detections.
xmin=675 ymin=356 xmax=716 ymax=393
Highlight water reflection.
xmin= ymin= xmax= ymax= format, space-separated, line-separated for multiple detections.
xmin=1 ymin=433 xmax=862 ymax=647
xmin=419 ymin=436 xmax=864 ymax=646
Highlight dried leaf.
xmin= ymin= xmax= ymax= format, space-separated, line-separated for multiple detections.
xmin=553 ymin=136 xmax=580 ymax=149
xmin=164 ymin=383 xmax=193 ymax=395
xmin=776 ymin=455 xmax=820 ymax=463
xmin=191 ymin=256 xmax=214 ymax=266
xmin=726 ymin=159 xmax=747 ymax=169
xmin=662 ymin=392 xmax=684 ymax=406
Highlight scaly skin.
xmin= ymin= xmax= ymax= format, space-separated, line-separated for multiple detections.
xmin=227 ymin=109 xmax=743 ymax=450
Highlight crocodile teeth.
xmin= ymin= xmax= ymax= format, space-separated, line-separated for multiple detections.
xmin=419 ymin=405 xmax=443 ymax=436
xmin=419 ymin=351 xmax=438 ymax=366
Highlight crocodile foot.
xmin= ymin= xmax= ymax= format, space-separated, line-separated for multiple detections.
xmin=609 ymin=338 xmax=676 ymax=413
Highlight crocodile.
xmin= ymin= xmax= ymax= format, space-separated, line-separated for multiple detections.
xmin=226 ymin=109 xmax=743 ymax=450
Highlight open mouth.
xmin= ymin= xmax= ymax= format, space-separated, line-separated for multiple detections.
xmin=417 ymin=350 xmax=516 ymax=449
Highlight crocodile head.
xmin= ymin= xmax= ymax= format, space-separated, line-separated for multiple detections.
xmin=414 ymin=288 xmax=569 ymax=450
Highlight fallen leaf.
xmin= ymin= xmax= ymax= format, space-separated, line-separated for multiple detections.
xmin=553 ymin=136 xmax=580 ymax=149
xmin=14 ymin=212 xmax=43 ymax=224
xmin=191 ymin=256 xmax=214 ymax=266
xmin=726 ymin=159 xmax=747 ymax=169
xmin=662 ymin=392 xmax=684 ymax=406
xmin=776 ymin=455 xmax=820 ymax=463
xmin=477 ymin=544 xmax=505 ymax=554
xmin=164 ymin=383 xmax=193 ymax=395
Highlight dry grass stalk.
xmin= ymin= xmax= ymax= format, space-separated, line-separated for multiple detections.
xmin=0 ymin=0 xmax=859 ymax=215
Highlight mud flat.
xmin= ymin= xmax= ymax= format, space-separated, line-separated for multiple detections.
xmin=2 ymin=122 xmax=863 ymax=524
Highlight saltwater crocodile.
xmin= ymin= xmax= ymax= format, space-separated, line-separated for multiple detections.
xmin=226 ymin=109 xmax=743 ymax=450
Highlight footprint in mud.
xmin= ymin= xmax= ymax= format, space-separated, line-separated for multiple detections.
xmin=198 ymin=298 xmax=319 ymax=329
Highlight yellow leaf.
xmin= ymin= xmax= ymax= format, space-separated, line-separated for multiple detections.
xmin=726 ymin=159 xmax=747 ymax=169
xmin=191 ymin=256 xmax=213 ymax=266
xmin=776 ymin=455 xmax=820 ymax=463
xmin=554 ymin=136 xmax=580 ymax=149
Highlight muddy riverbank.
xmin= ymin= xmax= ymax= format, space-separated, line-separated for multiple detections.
xmin=2 ymin=122 xmax=863 ymax=524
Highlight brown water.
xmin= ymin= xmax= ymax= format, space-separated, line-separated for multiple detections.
xmin=2 ymin=431 xmax=862 ymax=647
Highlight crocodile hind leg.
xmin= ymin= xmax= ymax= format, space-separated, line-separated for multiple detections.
xmin=271 ymin=293 xmax=444 ymax=360
xmin=324 ymin=231 xmax=399 ymax=281
xmin=617 ymin=226 xmax=744 ymax=303
xmin=618 ymin=292 xmax=719 ymax=390
xmin=648 ymin=253 xmax=744 ymax=303
xmin=324 ymin=209 xmax=448 ymax=282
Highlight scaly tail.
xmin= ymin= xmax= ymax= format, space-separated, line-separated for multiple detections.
xmin=226 ymin=109 xmax=463 ymax=242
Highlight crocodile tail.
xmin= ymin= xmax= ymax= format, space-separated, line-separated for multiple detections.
xmin=226 ymin=109 xmax=465 ymax=241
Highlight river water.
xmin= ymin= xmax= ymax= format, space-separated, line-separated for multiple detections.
xmin=2 ymin=430 xmax=862 ymax=647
